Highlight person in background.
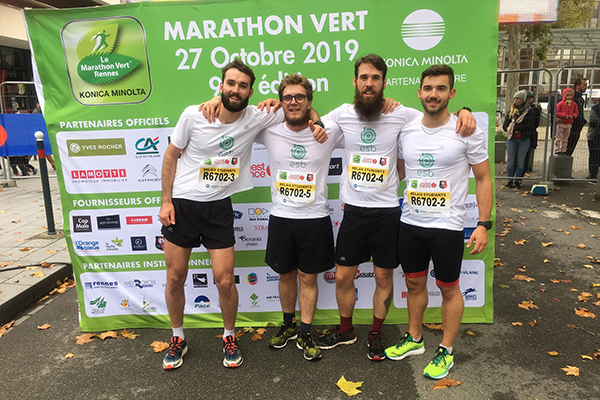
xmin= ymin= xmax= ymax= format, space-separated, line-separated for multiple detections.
xmin=586 ymin=102 xmax=600 ymax=180
xmin=566 ymin=77 xmax=587 ymax=156
xmin=523 ymin=91 xmax=541 ymax=172
xmin=555 ymin=88 xmax=579 ymax=156
xmin=503 ymin=90 xmax=536 ymax=188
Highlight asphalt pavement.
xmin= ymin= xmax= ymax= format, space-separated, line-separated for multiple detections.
xmin=0 ymin=170 xmax=598 ymax=400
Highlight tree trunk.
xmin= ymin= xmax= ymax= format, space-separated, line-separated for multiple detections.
xmin=505 ymin=24 xmax=522 ymax=116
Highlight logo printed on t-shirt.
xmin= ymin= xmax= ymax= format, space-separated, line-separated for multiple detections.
xmin=291 ymin=144 xmax=306 ymax=159
xmin=220 ymin=135 xmax=234 ymax=150
xmin=360 ymin=127 xmax=376 ymax=143
xmin=419 ymin=152 xmax=435 ymax=168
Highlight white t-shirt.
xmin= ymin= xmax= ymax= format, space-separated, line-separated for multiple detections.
xmin=170 ymin=105 xmax=282 ymax=202
xmin=398 ymin=114 xmax=489 ymax=231
xmin=256 ymin=120 xmax=343 ymax=219
xmin=324 ymin=104 xmax=422 ymax=208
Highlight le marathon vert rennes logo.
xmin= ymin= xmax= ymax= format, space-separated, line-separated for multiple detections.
xmin=61 ymin=17 xmax=151 ymax=105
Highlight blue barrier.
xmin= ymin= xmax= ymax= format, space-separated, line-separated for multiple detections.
xmin=0 ymin=114 xmax=53 ymax=157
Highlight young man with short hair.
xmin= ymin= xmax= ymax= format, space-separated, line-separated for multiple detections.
xmin=384 ymin=64 xmax=492 ymax=379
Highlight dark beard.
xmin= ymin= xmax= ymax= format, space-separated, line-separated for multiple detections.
xmin=222 ymin=91 xmax=249 ymax=112
xmin=353 ymin=87 xmax=385 ymax=122
xmin=285 ymin=109 xmax=310 ymax=127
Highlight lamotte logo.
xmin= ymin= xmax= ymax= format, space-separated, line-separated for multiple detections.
xmin=126 ymin=216 xmax=152 ymax=225
xmin=89 ymin=296 xmax=107 ymax=314
xmin=130 ymin=236 xmax=147 ymax=251
xmin=139 ymin=164 xmax=160 ymax=183
xmin=401 ymin=10 xmax=445 ymax=51
xmin=71 ymin=169 xmax=127 ymax=183
xmin=193 ymin=273 xmax=208 ymax=288
xmin=61 ymin=17 xmax=151 ymax=105
xmin=72 ymin=215 xmax=92 ymax=232
xmin=67 ymin=139 xmax=127 ymax=157
xmin=97 ymin=214 xmax=121 ymax=230
xmin=135 ymin=137 xmax=160 ymax=157
xmin=194 ymin=295 xmax=211 ymax=309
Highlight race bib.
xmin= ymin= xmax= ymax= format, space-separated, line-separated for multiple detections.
xmin=347 ymin=154 xmax=389 ymax=192
xmin=406 ymin=178 xmax=451 ymax=217
xmin=198 ymin=156 xmax=239 ymax=191
xmin=275 ymin=170 xmax=316 ymax=207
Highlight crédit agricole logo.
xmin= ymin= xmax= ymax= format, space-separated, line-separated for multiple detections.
xmin=61 ymin=17 xmax=151 ymax=105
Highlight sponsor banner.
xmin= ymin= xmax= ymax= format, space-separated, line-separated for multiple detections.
xmin=26 ymin=0 xmax=497 ymax=330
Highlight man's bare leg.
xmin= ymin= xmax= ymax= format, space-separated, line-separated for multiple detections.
xmin=298 ymin=271 xmax=318 ymax=325
xmin=209 ymin=246 xmax=237 ymax=330
xmin=164 ymin=240 xmax=192 ymax=330
xmin=438 ymin=284 xmax=464 ymax=348
xmin=406 ymin=276 xmax=429 ymax=341
xmin=278 ymin=270 xmax=299 ymax=314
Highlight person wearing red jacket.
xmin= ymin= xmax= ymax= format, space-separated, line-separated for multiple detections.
xmin=555 ymin=88 xmax=579 ymax=155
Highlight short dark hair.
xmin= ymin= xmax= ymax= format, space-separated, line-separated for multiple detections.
xmin=420 ymin=64 xmax=455 ymax=89
xmin=222 ymin=58 xmax=256 ymax=88
xmin=573 ymin=77 xmax=587 ymax=89
xmin=354 ymin=54 xmax=387 ymax=80
xmin=278 ymin=73 xmax=314 ymax=101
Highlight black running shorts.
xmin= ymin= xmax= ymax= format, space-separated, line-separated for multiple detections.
xmin=335 ymin=204 xmax=401 ymax=269
xmin=397 ymin=221 xmax=464 ymax=286
xmin=161 ymin=197 xmax=235 ymax=249
xmin=265 ymin=215 xmax=334 ymax=275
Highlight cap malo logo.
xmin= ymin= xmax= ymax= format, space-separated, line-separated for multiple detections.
xmin=61 ymin=17 xmax=151 ymax=105
xmin=401 ymin=10 xmax=445 ymax=51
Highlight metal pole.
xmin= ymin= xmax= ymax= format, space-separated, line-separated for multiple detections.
xmin=35 ymin=131 xmax=56 ymax=235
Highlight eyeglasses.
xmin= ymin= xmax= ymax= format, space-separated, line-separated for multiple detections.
xmin=282 ymin=94 xmax=307 ymax=104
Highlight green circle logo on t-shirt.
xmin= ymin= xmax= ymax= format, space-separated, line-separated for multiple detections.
xmin=419 ymin=152 xmax=435 ymax=168
xmin=361 ymin=127 xmax=376 ymax=144
xmin=220 ymin=135 xmax=234 ymax=150
xmin=291 ymin=144 xmax=306 ymax=159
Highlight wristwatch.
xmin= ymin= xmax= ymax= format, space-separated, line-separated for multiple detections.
xmin=313 ymin=120 xmax=325 ymax=128
xmin=477 ymin=220 xmax=492 ymax=230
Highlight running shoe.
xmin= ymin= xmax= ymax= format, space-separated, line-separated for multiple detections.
xmin=268 ymin=324 xmax=298 ymax=349
xmin=367 ymin=331 xmax=386 ymax=361
xmin=163 ymin=336 xmax=188 ymax=370
xmin=296 ymin=332 xmax=322 ymax=361
xmin=223 ymin=335 xmax=243 ymax=368
xmin=384 ymin=332 xmax=425 ymax=361
xmin=315 ymin=326 xmax=357 ymax=349
xmin=423 ymin=346 xmax=454 ymax=379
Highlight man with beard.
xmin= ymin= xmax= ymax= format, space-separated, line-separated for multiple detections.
xmin=159 ymin=59 xmax=326 ymax=370
xmin=316 ymin=54 xmax=476 ymax=361
xmin=256 ymin=73 xmax=343 ymax=361
xmin=385 ymin=65 xmax=491 ymax=380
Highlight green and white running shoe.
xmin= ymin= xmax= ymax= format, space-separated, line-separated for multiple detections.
xmin=423 ymin=346 xmax=454 ymax=379
xmin=268 ymin=324 xmax=298 ymax=349
xmin=296 ymin=332 xmax=322 ymax=361
xmin=384 ymin=332 xmax=425 ymax=360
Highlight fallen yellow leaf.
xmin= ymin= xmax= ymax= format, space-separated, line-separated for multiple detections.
xmin=541 ymin=242 xmax=553 ymax=247
xmin=512 ymin=275 xmax=535 ymax=282
xmin=423 ymin=323 xmax=443 ymax=331
xmin=96 ymin=330 xmax=118 ymax=340
xmin=64 ymin=353 xmax=74 ymax=359
xmin=561 ymin=366 xmax=580 ymax=376
xmin=336 ymin=376 xmax=363 ymax=396
xmin=570 ymin=225 xmax=581 ymax=230
xmin=574 ymin=308 xmax=596 ymax=318
xmin=581 ymin=355 xmax=593 ymax=360
xmin=577 ymin=244 xmax=587 ymax=249
xmin=256 ymin=328 xmax=267 ymax=335
xmin=518 ymin=301 xmax=539 ymax=310
xmin=44 ymin=250 xmax=57 ymax=254
xmin=251 ymin=333 xmax=264 ymax=341
xmin=465 ymin=330 xmax=476 ymax=336
xmin=150 ymin=341 xmax=169 ymax=353
xmin=547 ymin=351 xmax=559 ymax=356
xmin=0 ymin=320 xmax=15 ymax=338
xmin=543 ymin=259 xmax=550 ymax=263
xmin=528 ymin=320 xmax=537 ymax=327
xmin=121 ymin=329 xmax=139 ymax=340
xmin=30 ymin=271 xmax=45 ymax=278
xmin=583 ymin=265 xmax=594 ymax=269
xmin=76 ymin=333 xmax=96 ymax=345
xmin=433 ymin=378 xmax=462 ymax=390
xmin=514 ymin=239 xmax=527 ymax=245
xmin=37 ymin=323 xmax=51 ymax=330
xmin=19 ymin=247 xmax=31 ymax=251
xmin=512 ymin=322 xmax=524 ymax=326
xmin=499 ymin=284 xmax=510 ymax=289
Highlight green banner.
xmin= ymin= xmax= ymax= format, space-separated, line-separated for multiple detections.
xmin=25 ymin=0 xmax=499 ymax=331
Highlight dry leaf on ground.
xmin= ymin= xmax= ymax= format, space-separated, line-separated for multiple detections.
xmin=512 ymin=322 xmax=524 ymax=326
xmin=550 ymin=279 xmax=572 ymax=284
xmin=543 ymin=259 xmax=550 ymax=263
xmin=243 ymin=327 xmax=255 ymax=333
xmin=577 ymin=244 xmax=587 ymax=249
xmin=518 ymin=301 xmax=539 ymax=310
xmin=570 ymin=225 xmax=582 ymax=230
xmin=547 ymin=351 xmax=559 ymax=356
xmin=251 ymin=333 xmax=264 ymax=341
xmin=37 ymin=323 xmax=51 ymax=330
xmin=76 ymin=333 xmax=96 ymax=345
xmin=541 ymin=242 xmax=553 ymax=247
xmin=96 ymin=330 xmax=118 ymax=340
xmin=581 ymin=355 xmax=593 ymax=360
xmin=44 ymin=250 xmax=57 ymax=254
xmin=64 ymin=353 xmax=74 ymax=359
xmin=336 ymin=376 xmax=363 ymax=396
xmin=30 ymin=271 xmax=45 ymax=278
xmin=256 ymin=328 xmax=267 ymax=335
xmin=40 ymin=262 xmax=54 ymax=268
xmin=574 ymin=308 xmax=596 ymax=318
xmin=566 ymin=324 xmax=577 ymax=329
xmin=465 ymin=330 xmax=476 ymax=336
xmin=423 ymin=323 xmax=443 ymax=331
xmin=561 ymin=366 xmax=580 ymax=376
xmin=433 ymin=378 xmax=462 ymax=390
xmin=19 ymin=247 xmax=31 ymax=251
xmin=513 ymin=275 xmax=535 ymax=282
xmin=514 ymin=239 xmax=527 ymax=245
xmin=528 ymin=320 xmax=537 ymax=327
xmin=150 ymin=341 xmax=169 ymax=353
xmin=0 ymin=320 xmax=15 ymax=338
xmin=121 ymin=329 xmax=139 ymax=340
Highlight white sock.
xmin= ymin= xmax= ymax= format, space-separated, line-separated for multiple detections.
xmin=440 ymin=344 xmax=453 ymax=354
xmin=224 ymin=328 xmax=236 ymax=339
xmin=172 ymin=326 xmax=184 ymax=340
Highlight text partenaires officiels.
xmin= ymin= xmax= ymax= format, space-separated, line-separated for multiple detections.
xmin=59 ymin=117 xmax=169 ymax=130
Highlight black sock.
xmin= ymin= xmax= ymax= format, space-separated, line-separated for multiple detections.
xmin=283 ymin=312 xmax=296 ymax=327
xmin=299 ymin=322 xmax=311 ymax=337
